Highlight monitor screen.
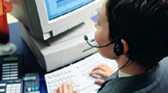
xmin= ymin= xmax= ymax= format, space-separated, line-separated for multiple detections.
xmin=45 ymin=0 xmax=94 ymax=20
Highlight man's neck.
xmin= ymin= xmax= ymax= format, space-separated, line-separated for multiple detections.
xmin=116 ymin=55 xmax=149 ymax=75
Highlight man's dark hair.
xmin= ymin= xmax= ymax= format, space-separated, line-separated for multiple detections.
xmin=106 ymin=0 xmax=168 ymax=67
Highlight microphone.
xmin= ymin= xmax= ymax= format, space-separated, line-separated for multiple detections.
xmin=84 ymin=35 xmax=118 ymax=48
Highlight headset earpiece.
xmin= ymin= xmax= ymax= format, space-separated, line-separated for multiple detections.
xmin=113 ymin=39 xmax=124 ymax=56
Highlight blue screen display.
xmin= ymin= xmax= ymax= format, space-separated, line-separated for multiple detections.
xmin=45 ymin=0 xmax=94 ymax=20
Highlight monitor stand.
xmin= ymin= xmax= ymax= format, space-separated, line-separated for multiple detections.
xmin=0 ymin=43 xmax=17 ymax=56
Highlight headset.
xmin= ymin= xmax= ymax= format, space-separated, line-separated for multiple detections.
xmin=84 ymin=35 xmax=129 ymax=70
xmin=84 ymin=35 xmax=124 ymax=56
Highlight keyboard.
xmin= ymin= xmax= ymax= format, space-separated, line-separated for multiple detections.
xmin=45 ymin=53 xmax=118 ymax=93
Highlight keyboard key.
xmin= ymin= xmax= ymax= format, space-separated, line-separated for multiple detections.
xmin=0 ymin=83 xmax=6 ymax=87
xmin=0 ymin=89 xmax=5 ymax=92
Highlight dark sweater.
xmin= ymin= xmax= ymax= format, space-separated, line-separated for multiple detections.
xmin=98 ymin=57 xmax=168 ymax=93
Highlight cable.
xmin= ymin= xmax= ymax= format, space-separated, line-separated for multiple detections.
xmin=119 ymin=59 xmax=130 ymax=70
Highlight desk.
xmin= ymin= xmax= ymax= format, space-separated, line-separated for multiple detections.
xmin=8 ymin=23 xmax=47 ymax=93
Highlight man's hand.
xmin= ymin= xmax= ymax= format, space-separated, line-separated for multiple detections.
xmin=54 ymin=82 xmax=79 ymax=93
xmin=89 ymin=64 xmax=115 ymax=85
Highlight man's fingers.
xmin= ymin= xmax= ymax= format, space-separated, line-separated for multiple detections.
xmin=89 ymin=70 xmax=108 ymax=78
xmin=92 ymin=65 xmax=107 ymax=71
xmin=54 ymin=89 xmax=57 ymax=93
xmin=68 ymin=82 xmax=73 ymax=93
xmin=95 ymin=79 xmax=104 ymax=85
xmin=58 ymin=84 xmax=63 ymax=93
xmin=75 ymin=89 xmax=79 ymax=93
xmin=63 ymin=82 xmax=67 ymax=93
xmin=102 ymin=64 xmax=109 ymax=68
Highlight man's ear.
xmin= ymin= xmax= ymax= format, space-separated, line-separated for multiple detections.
xmin=121 ymin=39 xmax=129 ymax=54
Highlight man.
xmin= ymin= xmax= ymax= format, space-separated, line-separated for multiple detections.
xmin=55 ymin=0 xmax=168 ymax=92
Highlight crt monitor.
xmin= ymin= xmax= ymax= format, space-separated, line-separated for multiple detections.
xmin=8 ymin=0 xmax=104 ymax=40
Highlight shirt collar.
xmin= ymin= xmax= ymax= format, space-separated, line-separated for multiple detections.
xmin=119 ymin=70 xmax=133 ymax=77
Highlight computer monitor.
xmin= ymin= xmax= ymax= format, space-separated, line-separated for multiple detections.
xmin=7 ymin=0 xmax=102 ymax=72
xmin=8 ymin=0 xmax=103 ymax=40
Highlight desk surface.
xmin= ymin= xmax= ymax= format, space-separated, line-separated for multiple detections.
xmin=9 ymin=23 xmax=45 ymax=76
xmin=8 ymin=23 xmax=47 ymax=93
